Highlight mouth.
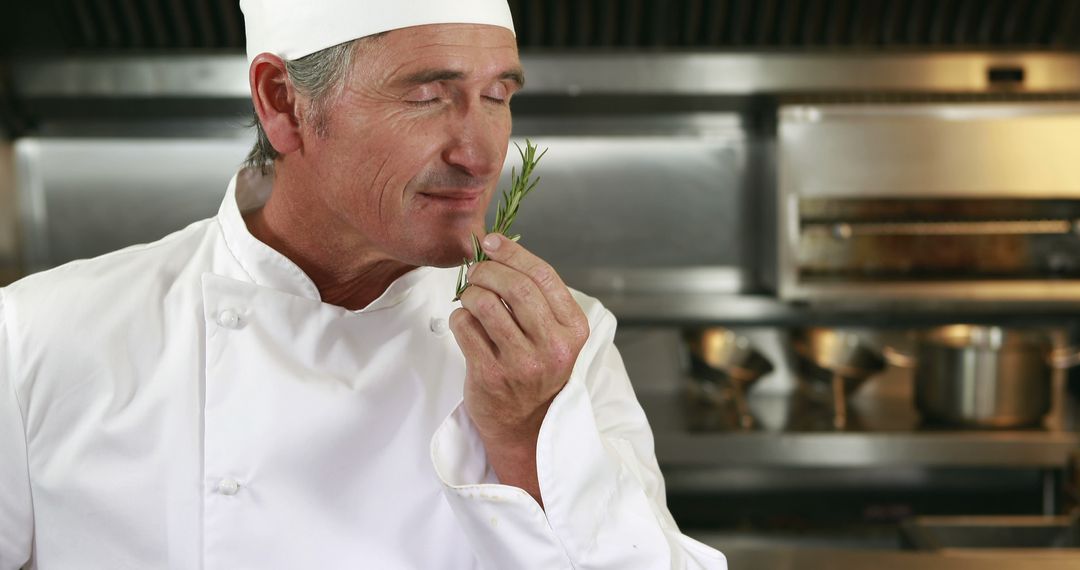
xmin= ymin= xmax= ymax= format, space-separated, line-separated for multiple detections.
xmin=418 ymin=189 xmax=486 ymax=209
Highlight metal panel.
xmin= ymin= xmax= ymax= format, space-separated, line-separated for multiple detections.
xmin=362 ymin=50 xmax=1080 ymax=94
xmin=12 ymin=53 xmax=1080 ymax=103
xmin=13 ymin=128 xmax=755 ymax=297
xmin=15 ymin=137 xmax=251 ymax=272
xmin=640 ymin=391 xmax=1080 ymax=468
xmin=495 ymin=133 xmax=754 ymax=294
xmin=779 ymin=103 xmax=1080 ymax=199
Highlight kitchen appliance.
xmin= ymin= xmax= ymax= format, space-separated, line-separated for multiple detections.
xmin=683 ymin=327 xmax=773 ymax=429
xmin=774 ymin=102 xmax=1080 ymax=305
xmin=886 ymin=325 xmax=1080 ymax=429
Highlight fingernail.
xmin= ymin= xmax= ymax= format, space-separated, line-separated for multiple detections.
xmin=482 ymin=234 xmax=500 ymax=251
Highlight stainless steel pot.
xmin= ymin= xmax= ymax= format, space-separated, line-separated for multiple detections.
xmin=887 ymin=325 xmax=1080 ymax=429
xmin=684 ymin=328 xmax=773 ymax=429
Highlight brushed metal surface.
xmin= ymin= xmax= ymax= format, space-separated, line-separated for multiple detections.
xmin=916 ymin=343 xmax=1052 ymax=428
xmin=640 ymin=391 xmax=1079 ymax=469
xmin=486 ymin=134 xmax=753 ymax=277
xmin=12 ymin=53 xmax=1080 ymax=99
xmin=15 ymin=138 xmax=251 ymax=273
xmin=596 ymin=291 xmax=1080 ymax=327
xmin=13 ymin=133 xmax=755 ymax=292
xmin=779 ymin=103 xmax=1080 ymax=200
xmin=911 ymin=326 xmax=1064 ymax=428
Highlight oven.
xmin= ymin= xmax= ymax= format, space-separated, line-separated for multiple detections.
xmin=773 ymin=101 xmax=1080 ymax=304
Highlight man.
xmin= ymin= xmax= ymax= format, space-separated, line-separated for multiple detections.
xmin=0 ymin=1 xmax=725 ymax=568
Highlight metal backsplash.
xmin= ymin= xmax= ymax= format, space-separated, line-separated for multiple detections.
xmin=13 ymin=119 xmax=758 ymax=300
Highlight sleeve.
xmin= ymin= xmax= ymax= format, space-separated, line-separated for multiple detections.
xmin=430 ymin=302 xmax=726 ymax=570
xmin=0 ymin=290 xmax=34 ymax=569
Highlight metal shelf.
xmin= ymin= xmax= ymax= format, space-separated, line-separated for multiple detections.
xmin=641 ymin=392 xmax=1080 ymax=469
xmin=597 ymin=291 xmax=1080 ymax=327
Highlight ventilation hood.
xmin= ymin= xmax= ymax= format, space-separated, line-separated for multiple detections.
xmin=3 ymin=0 xmax=1080 ymax=136
xmin=5 ymin=0 xmax=1080 ymax=53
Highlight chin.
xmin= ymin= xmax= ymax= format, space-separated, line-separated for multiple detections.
xmin=404 ymin=235 xmax=477 ymax=269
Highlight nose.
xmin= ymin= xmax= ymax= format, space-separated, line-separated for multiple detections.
xmin=442 ymin=106 xmax=506 ymax=182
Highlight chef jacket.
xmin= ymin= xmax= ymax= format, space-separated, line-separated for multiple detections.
xmin=0 ymin=168 xmax=726 ymax=569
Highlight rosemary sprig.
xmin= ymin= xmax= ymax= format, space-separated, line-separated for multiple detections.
xmin=453 ymin=139 xmax=548 ymax=301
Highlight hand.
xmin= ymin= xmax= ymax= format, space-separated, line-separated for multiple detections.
xmin=449 ymin=233 xmax=590 ymax=505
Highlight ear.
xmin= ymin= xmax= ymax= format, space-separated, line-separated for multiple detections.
xmin=249 ymin=53 xmax=302 ymax=156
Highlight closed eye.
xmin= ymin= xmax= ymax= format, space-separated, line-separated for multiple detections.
xmin=407 ymin=98 xmax=442 ymax=107
xmin=482 ymin=82 xmax=512 ymax=105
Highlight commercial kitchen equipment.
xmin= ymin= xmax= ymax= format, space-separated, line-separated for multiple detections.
xmin=772 ymin=101 xmax=1080 ymax=305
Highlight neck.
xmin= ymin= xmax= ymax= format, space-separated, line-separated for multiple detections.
xmin=242 ymin=175 xmax=416 ymax=311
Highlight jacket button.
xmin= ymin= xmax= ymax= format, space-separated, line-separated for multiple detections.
xmin=216 ymin=478 xmax=241 ymax=496
xmin=217 ymin=309 xmax=241 ymax=329
xmin=429 ymin=317 xmax=449 ymax=337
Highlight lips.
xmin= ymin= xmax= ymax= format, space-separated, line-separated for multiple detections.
xmin=423 ymin=191 xmax=483 ymax=200
xmin=418 ymin=190 xmax=486 ymax=211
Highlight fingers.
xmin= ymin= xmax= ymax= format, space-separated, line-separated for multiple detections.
xmin=448 ymin=307 xmax=497 ymax=359
xmin=465 ymin=260 xmax=556 ymax=340
xmin=478 ymin=233 xmax=590 ymax=337
xmin=457 ymin=284 xmax=530 ymax=356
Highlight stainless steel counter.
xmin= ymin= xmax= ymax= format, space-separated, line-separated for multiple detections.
xmin=597 ymin=291 xmax=1080 ymax=327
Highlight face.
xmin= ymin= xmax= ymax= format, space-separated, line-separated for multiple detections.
xmin=291 ymin=23 xmax=522 ymax=268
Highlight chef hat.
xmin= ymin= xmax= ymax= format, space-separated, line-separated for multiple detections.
xmin=240 ymin=0 xmax=516 ymax=63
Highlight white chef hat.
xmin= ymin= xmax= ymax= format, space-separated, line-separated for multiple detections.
xmin=240 ymin=0 xmax=516 ymax=63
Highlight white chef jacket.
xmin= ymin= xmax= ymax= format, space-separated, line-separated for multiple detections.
xmin=0 ymin=168 xmax=726 ymax=569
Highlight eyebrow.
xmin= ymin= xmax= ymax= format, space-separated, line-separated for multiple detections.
xmin=395 ymin=67 xmax=526 ymax=88
xmin=500 ymin=68 xmax=526 ymax=88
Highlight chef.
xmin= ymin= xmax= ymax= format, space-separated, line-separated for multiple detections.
xmin=0 ymin=1 xmax=725 ymax=568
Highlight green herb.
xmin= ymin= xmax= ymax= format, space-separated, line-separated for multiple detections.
xmin=453 ymin=139 xmax=547 ymax=301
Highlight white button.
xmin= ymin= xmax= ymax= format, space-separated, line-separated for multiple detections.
xmin=216 ymin=478 xmax=241 ymax=496
xmin=217 ymin=309 xmax=241 ymax=329
xmin=429 ymin=317 xmax=449 ymax=336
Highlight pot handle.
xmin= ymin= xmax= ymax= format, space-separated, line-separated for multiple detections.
xmin=1049 ymin=347 xmax=1080 ymax=369
xmin=883 ymin=346 xmax=917 ymax=368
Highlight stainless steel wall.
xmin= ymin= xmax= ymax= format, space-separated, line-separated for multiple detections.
xmin=15 ymin=137 xmax=251 ymax=274
xmin=13 ymin=120 xmax=757 ymax=297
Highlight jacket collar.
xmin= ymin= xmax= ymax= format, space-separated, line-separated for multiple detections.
xmin=215 ymin=168 xmax=432 ymax=312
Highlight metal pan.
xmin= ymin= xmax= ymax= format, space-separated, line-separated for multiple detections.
xmin=792 ymin=328 xmax=887 ymax=430
xmin=684 ymin=327 xmax=773 ymax=429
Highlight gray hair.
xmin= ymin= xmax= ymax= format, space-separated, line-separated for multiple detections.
xmin=244 ymin=38 xmax=363 ymax=174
